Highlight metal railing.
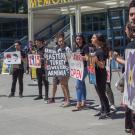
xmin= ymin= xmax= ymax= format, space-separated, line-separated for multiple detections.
xmin=35 ymin=16 xmax=69 ymax=40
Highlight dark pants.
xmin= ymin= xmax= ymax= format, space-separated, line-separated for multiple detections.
xmin=11 ymin=69 xmax=24 ymax=95
xmin=95 ymin=74 xmax=110 ymax=114
xmin=36 ymin=68 xmax=49 ymax=98
xmin=125 ymin=107 xmax=133 ymax=129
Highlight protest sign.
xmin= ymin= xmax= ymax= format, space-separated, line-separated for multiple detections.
xmin=31 ymin=67 xmax=37 ymax=79
xmin=1 ymin=63 xmax=12 ymax=75
xmin=46 ymin=52 xmax=69 ymax=77
xmin=87 ymin=56 xmax=96 ymax=85
xmin=4 ymin=51 xmax=21 ymax=64
xmin=69 ymin=53 xmax=84 ymax=80
xmin=28 ymin=54 xmax=41 ymax=68
xmin=123 ymin=49 xmax=135 ymax=110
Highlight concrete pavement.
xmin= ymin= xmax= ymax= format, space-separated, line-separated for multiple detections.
xmin=0 ymin=72 xmax=127 ymax=135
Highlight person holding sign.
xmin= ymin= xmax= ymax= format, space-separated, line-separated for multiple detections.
xmin=8 ymin=41 xmax=26 ymax=98
xmin=91 ymin=33 xmax=110 ymax=119
xmin=72 ymin=34 xmax=89 ymax=111
xmin=34 ymin=39 xmax=49 ymax=101
xmin=114 ymin=2 xmax=135 ymax=133
xmin=56 ymin=35 xmax=71 ymax=107
xmin=114 ymin=22 xmax=135 ymax=134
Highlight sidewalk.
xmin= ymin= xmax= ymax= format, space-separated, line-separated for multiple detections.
xmin=0 ymin=72 xmax=126 ymax=135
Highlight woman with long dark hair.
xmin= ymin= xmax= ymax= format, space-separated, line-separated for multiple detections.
xmin=72 ymin=33 xmax=89 ymax=111
xmin=91 ymin=33 xmax=110 ymax=119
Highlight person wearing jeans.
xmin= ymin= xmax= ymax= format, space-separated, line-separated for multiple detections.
xmin=76 ymin=67 xmax=88 ymax=106
xmin=72 ymin=34 xmax=89 ymax=111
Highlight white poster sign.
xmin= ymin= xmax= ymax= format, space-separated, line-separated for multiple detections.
xmin=4 ymin=51 xmax=21 ymax=64
xmin=28 ymin=54 xmax=41 ymax=68
xmin=123 ymin=49 xmax=135 ymax=110
xmin=69 ymin=53 xmax=84 ymax=80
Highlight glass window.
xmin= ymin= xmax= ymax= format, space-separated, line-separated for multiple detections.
xmin=114 ymin=39 xmax=122 ymax=47
xmin=113 ymin=30 xmax=123 ymax=37
xmin=86 ymin=24 xmax=92 ymax=31
xmin=112 ymin=20 xmax=121 ymax=28
xmin=99 ymin=22 xmax=106 ymax=30
xmin=0 ymin=0 xmax=27 ymax=13
xmin=86 ymin=15 xmax=92 ymax=22
xmin=93 ymin=14 xmax=100 ymax=22
xmin=93 ymin=23 xmax=99 ymax=31
xmin=111 ymin=11 xmax=122 ymax=18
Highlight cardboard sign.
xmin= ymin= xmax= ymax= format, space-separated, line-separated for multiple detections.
xmin=123 ymin=49 xmax=135 ymax=110
xmin=31 ymin=67 xmax=37 ymax=79
xmin=88 ymin=56 xmax=96 ymax=85
xmin=1 ymin=63 xmax=12 ymax=75
xmin=28 ymin=54 xmax=41 ymax=68
xmin=4 ymin=51 xmax=21 ymax=64
xmin=46 ymin=52 xmax=69 ymax=77
xmin=69 ymin=53 xmax=84 ymax=80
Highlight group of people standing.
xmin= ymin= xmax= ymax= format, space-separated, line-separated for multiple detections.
xmin=6 ymin=0 xmax=135 ymax=134
xmin=8 ymin=32 xmax=116 ymax=119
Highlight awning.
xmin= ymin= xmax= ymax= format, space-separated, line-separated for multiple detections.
xmin=29 ymin=0 xmax=129 ymax=14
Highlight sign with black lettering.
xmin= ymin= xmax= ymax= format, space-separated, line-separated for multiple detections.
xmin=46 ymin=52 xmax=69 ymax=77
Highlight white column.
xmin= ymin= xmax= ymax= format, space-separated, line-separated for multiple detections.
xmin=28 ymin=10 xmax=34 ymax=41
xmin=28 ymin=0 xmax=34 ymax=42
xmin=75 ymin=5 xmax=81 ymax=34
xmin=70 ymin=14 xmax=74 ymax=50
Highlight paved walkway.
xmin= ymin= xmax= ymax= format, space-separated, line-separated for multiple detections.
xmin=0 ymin=73 xmax=127 ymax=135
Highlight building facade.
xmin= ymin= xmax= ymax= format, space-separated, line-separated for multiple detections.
xmin=28 ymin=0 xmax=129 ymax=55
xmin=0 ymin=0 xmax=28 ymax=52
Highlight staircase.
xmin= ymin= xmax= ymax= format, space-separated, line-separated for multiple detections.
xmin=35 ymin=16 xmax=69 ymax=40
xmin=47 ymin=23 xmax=70 ymax=48
xmin=0 ymin=16 xmax=71 ymax=72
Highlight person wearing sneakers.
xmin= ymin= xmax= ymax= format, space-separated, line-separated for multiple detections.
xmin=91 ymin=33 xmax=110 ymax=119
xmin=8 ymin=41 xmax=26 ymax=98
xmin=33 ymin=38 xmax=49 ymax=101
xmin=106 ymin=50 xmax=117 ymax=111
xmin=95 ymin=49 xmax=117 ymax=112
xmin=72 ymin=33 xmax=89 ymax=111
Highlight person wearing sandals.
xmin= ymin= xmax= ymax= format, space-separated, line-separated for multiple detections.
xmin=91 ymin=33 xmax=110 ymax=119
xmin=53 ymin=34 xmax=71 ymax=107
xmin=48 ymin=33 xmax=70 ymax=104
xmin=72 ymin=34 xmax=89 ymax=111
